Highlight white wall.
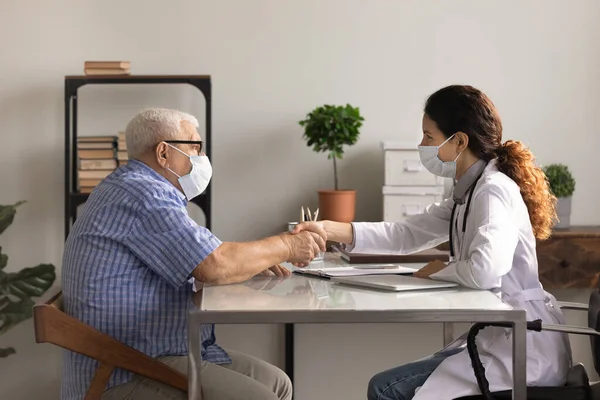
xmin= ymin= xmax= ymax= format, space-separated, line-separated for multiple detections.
xmin=1 ymin=0 xmax=599 ymax=399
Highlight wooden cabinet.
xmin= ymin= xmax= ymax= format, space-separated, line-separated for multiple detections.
xmin=537 ymin=226 xmax=600 ymax=289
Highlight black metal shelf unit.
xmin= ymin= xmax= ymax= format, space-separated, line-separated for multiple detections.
xmin=64 ymin=75 xmax=212 ymax=240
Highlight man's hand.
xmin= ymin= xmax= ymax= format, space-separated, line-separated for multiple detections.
xmin=414 ymin=260 xmax=448 ymax=279
xmin=280 ymin=231 xmax=325 ymax=265
xmin=289 ymin=222 xmax=328 ymax=267
xmin=258 ymin=264 xmax=291 ymax=277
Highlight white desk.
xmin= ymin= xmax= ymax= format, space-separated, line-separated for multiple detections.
xmin=188 ymin=254 xmax=527 ymax=400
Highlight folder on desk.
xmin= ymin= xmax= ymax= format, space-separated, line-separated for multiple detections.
xmin=293 ymin=266 xmax=416 ymax=279
xmin=335 ymin=247 xmax=449 ymax=264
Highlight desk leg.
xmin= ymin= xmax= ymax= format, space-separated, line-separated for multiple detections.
xmin=285 ymin=323 xmax=295 ymax=398
xmin=512 ymin=318 xmax=527 ymax=400
xmin=189 ymin=321 xmax=203 ymax=400
xmin=443 ymin=322 xmax=454 ymax=346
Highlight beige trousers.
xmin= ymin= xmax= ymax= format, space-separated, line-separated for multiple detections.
xmin=102 ymin=349 xmax=292 ymax=400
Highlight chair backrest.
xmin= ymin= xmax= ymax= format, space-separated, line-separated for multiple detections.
xmin=589 ymin=286 xmax=600 ymax=376
xmin=33 ymin=291 xmax=187 ymax=399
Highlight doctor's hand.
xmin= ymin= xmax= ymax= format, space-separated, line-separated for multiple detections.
xmin=291 ymin=221 xmax=327 ymax=241
xmin=414 ymin=260 xmax=448 ymax=279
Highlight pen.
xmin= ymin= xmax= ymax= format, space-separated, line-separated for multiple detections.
xmin=301 ymin=206 xmax=305 ymax=222
xmin=313 ymin=208 xmax=319 ymax=221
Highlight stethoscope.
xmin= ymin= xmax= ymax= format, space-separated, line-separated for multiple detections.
xmin=449 ymin=173 xmax=483 ymax=261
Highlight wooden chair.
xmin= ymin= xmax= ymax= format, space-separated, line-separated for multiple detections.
xmin=33 ymin=291 xmax=188 ymax=400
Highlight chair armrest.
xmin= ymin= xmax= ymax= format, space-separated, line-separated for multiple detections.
xmin=557 ymin=301 xmax=589 ymax=311
xmin=542 ymin=323 xmax=600 ymax=336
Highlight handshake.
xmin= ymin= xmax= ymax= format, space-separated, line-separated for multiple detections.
xmin=280 ymin=221 xmax=328 ymax=267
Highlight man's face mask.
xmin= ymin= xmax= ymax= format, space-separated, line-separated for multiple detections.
xmin=164 ymin=142 xmax=212 ymax=200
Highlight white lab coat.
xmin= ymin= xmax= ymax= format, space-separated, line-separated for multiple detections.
xmin=352 ymin=159 xmax=572 ymax=400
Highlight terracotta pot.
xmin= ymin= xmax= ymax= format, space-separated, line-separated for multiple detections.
xmin=318 ymin=190 xmax=356 ymax=222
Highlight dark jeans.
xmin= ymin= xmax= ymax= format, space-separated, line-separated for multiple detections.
xmin=367 ymin=347 xmax=464 ymax=400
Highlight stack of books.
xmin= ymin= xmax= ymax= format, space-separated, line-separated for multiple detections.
xmin=84 ymin=61 xmax=130 ymax=76
xmin=77 ymin=136 xmax=118 ymax=193
xmin=117 ymin=131 xmax=129 ymax=166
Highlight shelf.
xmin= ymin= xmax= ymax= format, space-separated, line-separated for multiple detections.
xmin=64 ymin=75 xmax=212 ymax=93
xmin=64 ymin=74 xmax=213 ymax=238
xmin=66 ymin=74 xmax=210 ymax=80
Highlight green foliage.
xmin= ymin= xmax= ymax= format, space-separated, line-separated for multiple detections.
xmin=0 ymin=201 xmax=56 ymax=358
xmin=299 ymin=104 xmax=364 ymax=190
xmin=543 ymin=164 xmax=576 ymax=198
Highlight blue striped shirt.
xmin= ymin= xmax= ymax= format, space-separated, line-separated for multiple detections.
xmin=61 ymin=159 xmax=231 ymax=400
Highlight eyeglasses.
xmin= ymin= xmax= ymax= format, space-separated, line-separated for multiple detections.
xmin=165 ymin=140 xmax=203 ymax=155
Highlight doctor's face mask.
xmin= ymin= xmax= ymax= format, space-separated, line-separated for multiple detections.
xmin=418 ymin=114 xmax=463 ymax=179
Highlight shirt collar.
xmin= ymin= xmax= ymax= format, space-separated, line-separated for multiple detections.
xmin=452 ymin=158 xmax=488 ymax=205
xmin=127 ymin=159 xmax=187 ymax=202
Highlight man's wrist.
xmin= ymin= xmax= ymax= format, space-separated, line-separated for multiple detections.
xmin=277 ymin=234 xmax=292 ymax=261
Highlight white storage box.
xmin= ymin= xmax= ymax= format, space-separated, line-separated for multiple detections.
xmin=382 ymin=141 xmax=443 ymax=186
xmin=382 ymin=185 xmax=445 ymax=222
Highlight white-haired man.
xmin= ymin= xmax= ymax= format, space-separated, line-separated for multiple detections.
xmin=61 ymin=108 xmax=325 ymax=400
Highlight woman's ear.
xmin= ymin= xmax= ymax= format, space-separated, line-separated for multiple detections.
xmin=455 ymin=131 xmax=469 ymax=152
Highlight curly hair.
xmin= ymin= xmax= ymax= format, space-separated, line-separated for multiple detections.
xmin=424 ymin=85 xmax=557 ymax=240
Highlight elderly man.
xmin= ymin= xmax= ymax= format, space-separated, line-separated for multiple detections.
xmin=61 ymin=108 xmax=325 ymax=400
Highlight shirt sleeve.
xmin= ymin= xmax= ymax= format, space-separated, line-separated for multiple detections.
xmin=350 ymin=197 xmax=454 ymax=254
xmin=430 ymin=184 xmax=518 ymax=289
xmin=123 ymin=192 xmax=222 ymax=288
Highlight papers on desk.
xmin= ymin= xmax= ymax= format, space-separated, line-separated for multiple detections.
xmin=293 ymin=265 xmax=416 ymax=279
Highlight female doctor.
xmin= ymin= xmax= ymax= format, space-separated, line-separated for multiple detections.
xmin=292 ymin=85 xmax=572 ymax=400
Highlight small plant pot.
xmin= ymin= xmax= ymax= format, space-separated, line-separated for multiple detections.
xmin=318 ymin=190 xmax=356 ymax=222
xmin=555 ymin=196 xmax=572 ymax=228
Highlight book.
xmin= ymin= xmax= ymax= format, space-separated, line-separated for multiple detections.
xmin=117 ymin=150 xmax=128 ymax=161
xmin=293 ymin=266 xmax=417 ymax=279
xmin=84 ymin=61 xmax=131 ymax=69
xmin=77 ymin=142 xmax=115 ymax=149
xmin=336 ymin=247 xmax=449 ymax=264
xmin=79 ymin=159 xmax=117 ymax=170
xmin=79 ymin=179 xmax=102 ymax=187
xmin=78 ymin=170 xmax=113 ymax=180
xmin=79 ymin=149 xmax=115 ymax=159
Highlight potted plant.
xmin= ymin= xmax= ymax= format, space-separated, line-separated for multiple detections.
xmin=543 ymin=164 xmax=576 ymax=228
xmin=299 ymin=104 xmax=364 ymax=222
xmin=0 ymin=201 xmax=56 ymax=358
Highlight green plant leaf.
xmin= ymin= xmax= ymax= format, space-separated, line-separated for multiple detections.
xmin=0 ymin=247 xmax=7 ymax=270
xmin=0 ymin=203 xmax=56 ymax=339
xmin=543 ymin=164 xmax=575 ymax=198
xmin=0 ymin=347 xmax=16 ymax=357
xmin=0 ymin=201 xmax=26 ymax=236
xmin=0 ymin=264 xmax=56 ymax=300
xmin=0 ymin=297 xmax=35 ymax=335
xmin=298 ymin=104 xmax=364 ymax=189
